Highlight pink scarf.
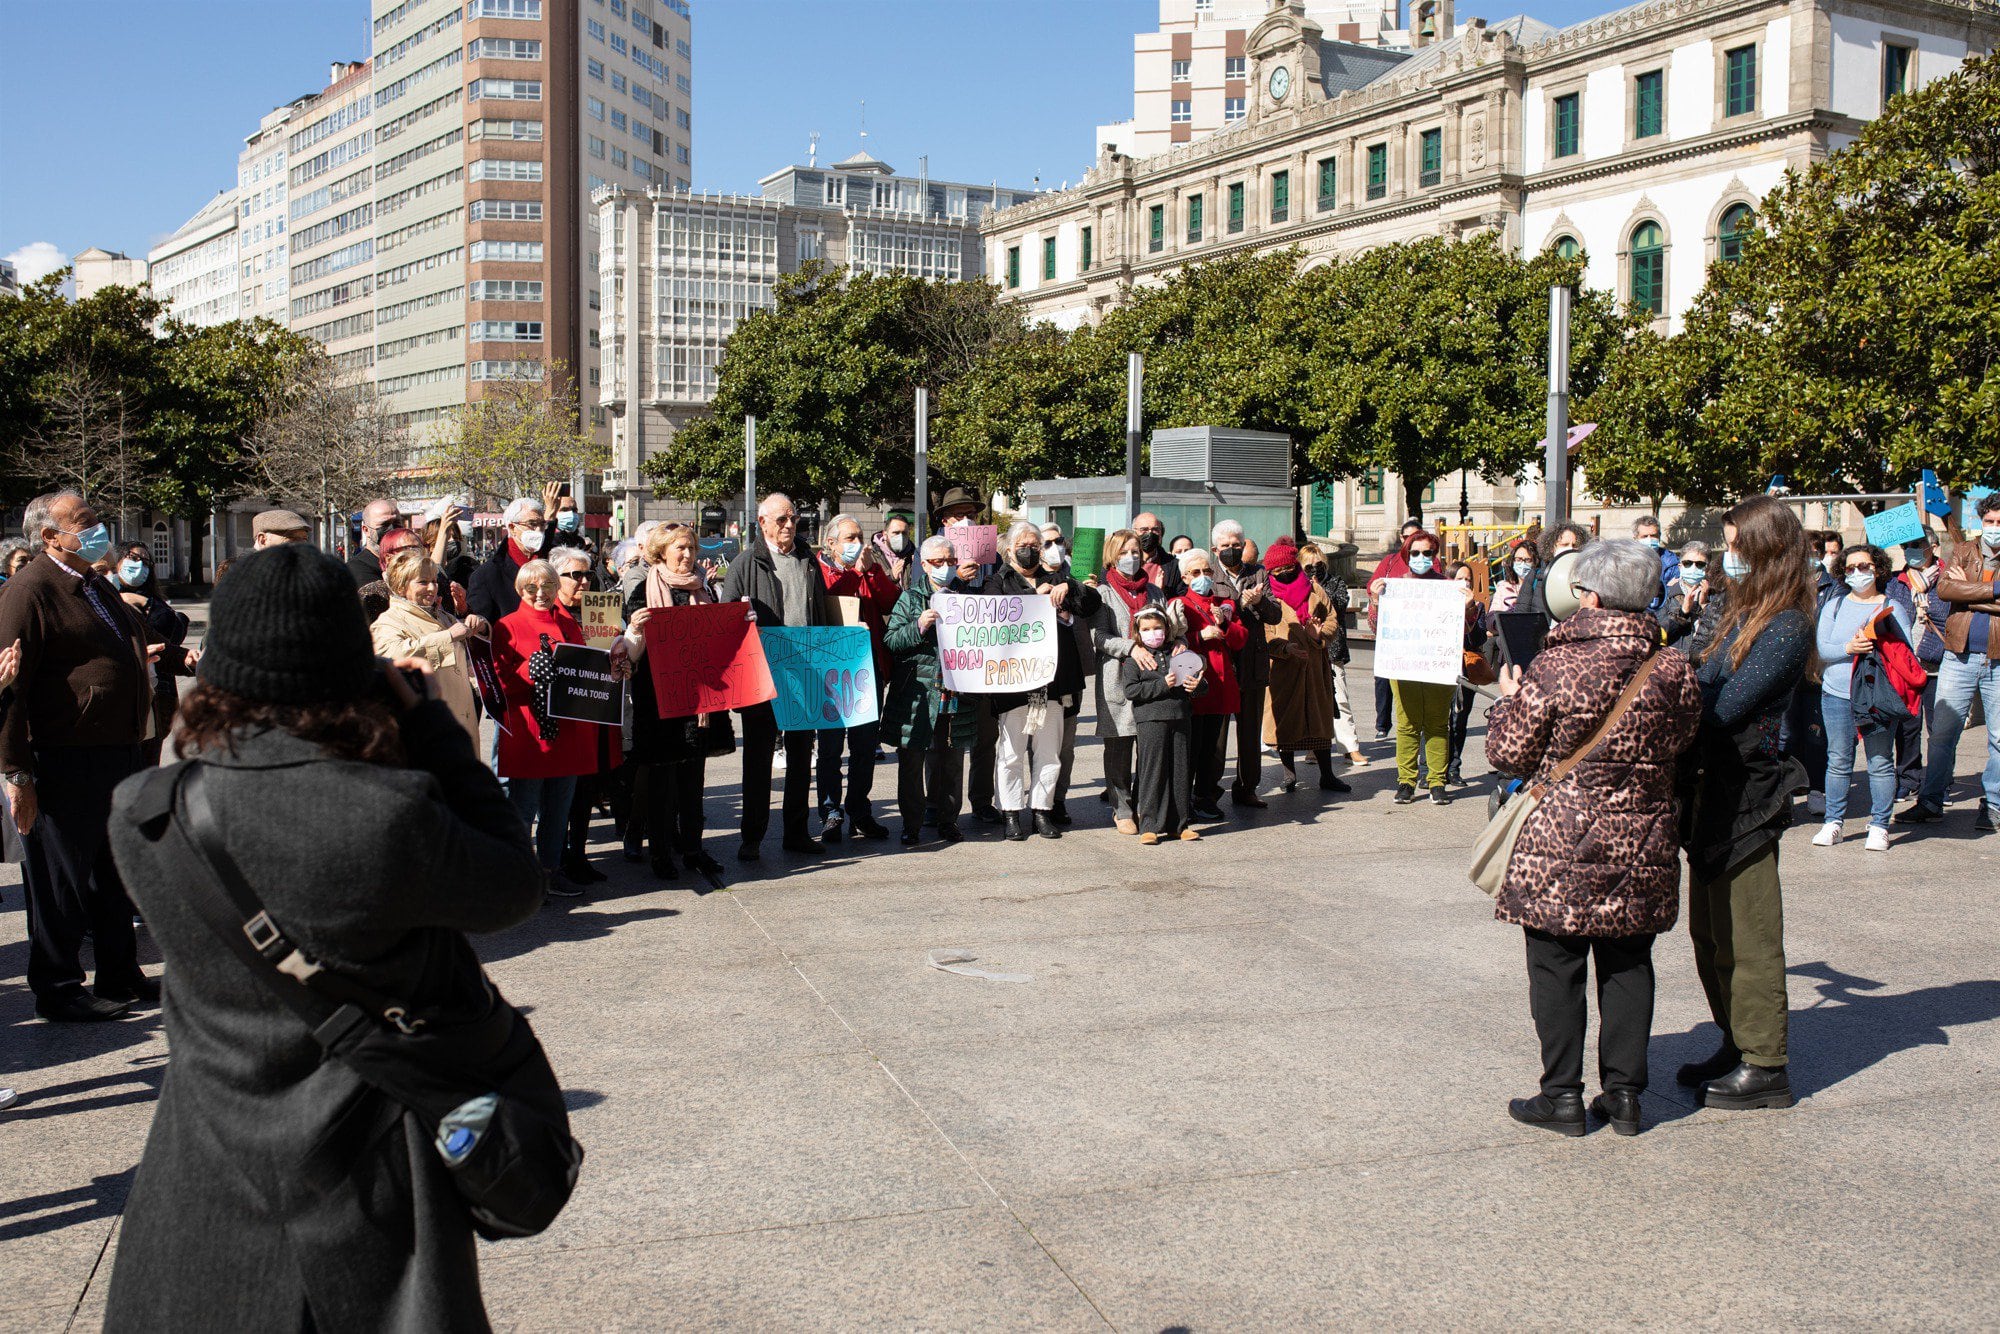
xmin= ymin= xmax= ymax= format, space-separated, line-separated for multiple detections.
xmin=1268 ymin=566 xmax=1313 ymax=620
xmin=646 ymin=563 xmax=710 ymax=609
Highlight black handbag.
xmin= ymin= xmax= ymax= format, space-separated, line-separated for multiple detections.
xmin=695 ymin=710 xmax=736 ymax=758
xmin=170 ymin=763 xmax=583 ymax=1241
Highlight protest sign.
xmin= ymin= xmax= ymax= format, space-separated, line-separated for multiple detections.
xmin=1069 ymin=528 xmax=1105 ymax=578
xmin=577 ymin=591 xmax=624 ymax=646
xmin=946 ymin=523 xmax=997 ymax=567
xmin=1168 ymin=648 xmax=1205 ymax=683
xmin=832 ymin=595 xmax=863 ymax=627
xmin=1373 ymin=579 xmax=1467 ymax=686
xmin=642 ymin=602 xmax=776 ymax=718
xmin=760 ymin=626 xmax=879 ymax=732
xmin=1863 ymin=502 xmax=1925 ymax=549
xmin=547 ymin=643 xmax=623 ymax=726
xmin=462 ymin=635 xmax=511 ymax=733
xmin=930 ymin=592 xmax=1057 ymax=694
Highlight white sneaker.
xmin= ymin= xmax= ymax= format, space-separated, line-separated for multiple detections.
xmin=1811 ymin=821 xmax=1841 ymax=847
xmin=0 ymin=1087 xmax=18 ymax=1112
xmin=1807 ymin=791 xmax=1826 ymax=815
xmin=1865 ymin=826 xmax=1890 ymax=852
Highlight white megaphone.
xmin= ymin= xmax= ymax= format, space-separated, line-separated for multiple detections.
xmin=1544 ymin=549 xmax=1583 ymax=622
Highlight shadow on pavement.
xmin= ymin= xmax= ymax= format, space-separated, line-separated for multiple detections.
xmin=0 ymin=1165 xmax=136 ymax=1242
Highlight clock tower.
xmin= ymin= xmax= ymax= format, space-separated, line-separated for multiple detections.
xmin=1247 ymin=0 xmax=1326 ymax=122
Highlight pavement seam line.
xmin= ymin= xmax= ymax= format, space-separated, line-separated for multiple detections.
xmin=728 ymin=893 xmax=1120 ymax=1331
xmin=64 ymin=1219 xmax=116 ymax=1333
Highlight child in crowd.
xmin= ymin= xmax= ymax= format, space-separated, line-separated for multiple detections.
xmin=1121 ymin=605 xmax=1207 ymax=844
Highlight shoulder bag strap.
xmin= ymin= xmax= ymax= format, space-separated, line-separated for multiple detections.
xmin=176 ymin=764 xmax=426 ymax=1036
xmin=1529 ymin=652 xmax=1664 ymax=801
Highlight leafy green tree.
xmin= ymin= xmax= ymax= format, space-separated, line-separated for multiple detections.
xmin=643 ymin=263 xmax=1021 ymax=507
xmin=428 ymin=361 xmax=607 ymax=508
xmin=247 ymin=350 xmax=402 ymax=534
xmin=146 ymin=318 xmax=320 ymax=517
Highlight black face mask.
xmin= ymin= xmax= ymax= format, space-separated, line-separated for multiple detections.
xmin=444 ymin=540 xmax=462 ymax=561
xmin=1217 ymin=547 xmax=1243 ymax=569
xmin=1138 ymin=531 xmax=1161 ymax=553
xmin=1013 ymin=546 xmax=1040 ymax=570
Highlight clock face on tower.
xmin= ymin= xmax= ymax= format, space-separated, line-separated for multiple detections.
xmin=1268 ymin=65 xmax=1292 ymax=102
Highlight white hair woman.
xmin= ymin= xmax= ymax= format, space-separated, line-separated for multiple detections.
xmin=372 ymin=548 xmax=486 ymax=743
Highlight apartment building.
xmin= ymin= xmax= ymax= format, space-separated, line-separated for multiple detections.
xmin=0 ymin=259 xmax=18 ymax=299
xmin=596 ymin=155 xmax=1036 ymax=526
xmin=286 ymin=59 xmax=379 ymax=385
xmin=237 ymin=100 xmax=305 ymax=323
xmin=148 ymin=190 xmax=241 ymax=328
xmin=1099 ymin=0 xmax=1414 ymax=159
xmin=987 ymin=0 xmax=1998 ymax=546
xmin=71 ymin=247 xmax=147 ymax=298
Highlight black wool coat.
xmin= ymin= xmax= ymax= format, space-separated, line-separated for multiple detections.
xmin=103 ymin=701 xmax=544 ymax=1334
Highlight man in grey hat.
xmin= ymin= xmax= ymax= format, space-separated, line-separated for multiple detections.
xmin=252 ymin=509 xmax=311 ymax=549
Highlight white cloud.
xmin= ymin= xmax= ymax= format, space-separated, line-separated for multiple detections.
xmin=4 ymin=241 xmax=70 ymax=286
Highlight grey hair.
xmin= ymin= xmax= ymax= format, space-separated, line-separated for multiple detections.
xmin=1176 ymin=546 xmax=1212 ymax=574
xmin=1678 ymin=539 xmax=1709 ymax=560
xmin=513 ymin=558 xmax=559 ymax=592
xmin=1211 ymin=519 xmax=1244 ymax=546
xmin=1004 ymin=519 xmax=1041 ymax=547
xmin=23 ymin=490 xmax=82 ymax=542
xmin=550 ymin=547 xmax=592 ymax=572
xmin=757 ymin=492 xmax=794 ymax=519
xmin=1632 ymin=514 xmax=1663 ymax=536
xmin=824 ymin=512 xmax=862 ymax=545
xmin=0 ymin=537 xmax=30 ymax=564
xmin=503 ymin=496 xmax=545 ymax=525
xmin=921 ymin=533 xmax=955 ymax=560
xmin=1571 ymin=539 xmax=1662 ymax=613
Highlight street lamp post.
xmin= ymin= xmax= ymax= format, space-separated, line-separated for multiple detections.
xmin=1125 ymin=353 xmax=1143 ymax=522
xmin=1543 ymin=285 xmax=1572 ymax=530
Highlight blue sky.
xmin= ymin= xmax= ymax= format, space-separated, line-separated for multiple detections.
xmin=1 ymin=0 xmax=1609 ymax=284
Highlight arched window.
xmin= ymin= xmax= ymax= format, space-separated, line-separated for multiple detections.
xmin=1551 ymin=234 xmax=1580 ymax=260
xmin=1629 ymin=221 xmax=1665 ymax=315
xmin=1717 ymin=204 xmax=1754 ymax=263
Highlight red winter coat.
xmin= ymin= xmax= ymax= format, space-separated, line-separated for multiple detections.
xmin=493 ymin=601 xmax=603 ymax=780
xmin=1856 ymin=605 xmax=1928 ymax=720
xmin=1483 ymin=608 xmax=1702 ymax=938
xmin=1178 ymin=591 xmax=1249 ymax=715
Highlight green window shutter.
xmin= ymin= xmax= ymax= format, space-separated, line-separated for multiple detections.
xmin=1148 ymin=204 xmax=1164 ymax=252
xmin=1629 ymin=222 xmax=1664 ymax=315
xmin=1554 ymin=93 xmax=1579 ymax=158
xmin=1309 ymin=483 xmax=1335 ymax=533
xmin=1317 ymin=156 xmax=1336 ymax=210
xmin=1419 ymin=129 xmax=1441 ymax=186
xmin=1553 ymin=235 xmax=1580 ymax=260
xmin=1726 ymin=45 xmax=1757 ymax=117
xmin=1366 ymin=145 xmax=1386 ymax=199
xmin=1227 ymin=182 xmax=1244 ymax=232
xmin=1081 ymin=226 xmax=1092 ymax=271
xmin=1717 ymin=204 xmax=1753 ymax=263
xmin=1042 ymin=237 xmax=1056 ymax=281
xmin=1634 ymin=70 xmax=1663 ymax=138
xmin=1362 ymin=469 xmax=1384 ymax=506
xmin=1187 ymin=194 xmax=1203 ymax=241
xmin=1883 ymin=45 xmax=1911 ymax=102
xmin=1270 ymin=171 xmax=1288 ymax=222
xmin=1006 ymin=246 xmax=1019 ymax=288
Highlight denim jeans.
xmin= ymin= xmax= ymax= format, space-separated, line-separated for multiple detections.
xmin=1821 ymin=691 xmax=1896 ymax=827
xmin=509 ymin=774 xmax=579 ymax=870
xmin=1920 ymin=650 xmax=2000 ymax=809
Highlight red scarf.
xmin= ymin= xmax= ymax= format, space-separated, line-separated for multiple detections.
xmin=1105 ymin=565 xmax=1153 ymax=614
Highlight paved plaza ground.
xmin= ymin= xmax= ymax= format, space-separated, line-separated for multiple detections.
xmin=4 ymin=648 xmax=1999 ymax=1330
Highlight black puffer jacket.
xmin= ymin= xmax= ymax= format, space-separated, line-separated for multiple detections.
xmin=976 ymin=563 xmax=1102 ymax=715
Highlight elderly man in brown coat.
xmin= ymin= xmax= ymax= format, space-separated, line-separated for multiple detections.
xmin=1484 ymin=539 xmax=1702 ymax=1138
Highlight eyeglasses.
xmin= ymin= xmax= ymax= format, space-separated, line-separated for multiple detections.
xmin=558 ymin=570 xmax=589 ymax=582
xmin=1844 ymin=562 xmax=1875 ymax=574
xmin=515 ymin=519 xmax=546 ymax=530
xmin=769 ymin=515 xmax=797 ymax=526
xmin=1682 ymin=560 xmax=1707 ymax=569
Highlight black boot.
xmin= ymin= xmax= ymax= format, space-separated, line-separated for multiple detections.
xmin=1034 ymin=811 xmax=1062 ymax=840
xmin=561 ymin=857 xmax=608 ymax=884
xmin=1675 ymin=1043 xmax=1741 ymax=1087
xmin=1004 ymin=810 xmax=1029 ymax=842
xmin=1701 ymin=1062 xmax=1795 ymax=1110
xmin=1048 ymin=801 xmax=1073 ymax=827
xmin=1589 ymin=1090 xmax=1643 ymax=1136
xmin=1507 ymin=1092 xmax=1585 ymax=1137
xmin=649 ymin=855 xmax=680 ymax=881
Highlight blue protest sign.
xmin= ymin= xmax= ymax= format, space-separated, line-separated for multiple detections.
xmin=1863 ymin=502 xmax=1925 ymax=549
xmin=760 ymin=626 xmax=879 ymax=732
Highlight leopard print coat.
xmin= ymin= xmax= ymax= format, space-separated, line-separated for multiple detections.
xmin=1483 ymin=608 xmax=1702 ymax=938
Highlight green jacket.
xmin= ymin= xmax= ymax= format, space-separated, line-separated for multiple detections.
xmin=880 ymin=586 xmax=979 ymax=751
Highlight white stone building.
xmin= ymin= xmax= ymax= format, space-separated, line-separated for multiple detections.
xmin=70 ymin=247 xmax=148 ymax=299
xmin=985 ymin=0 xmax=1998 ymax=548
xmin=147 ymin=190 xmax=242 ymax=328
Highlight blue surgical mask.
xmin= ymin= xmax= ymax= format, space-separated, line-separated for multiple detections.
xmin=1408 ymin=554 xmax=1434 ymax=576
xmin=1512 ymin=559 xmax=1534 ymax=579
xmin=556 ymin=510 xmax=581 ymax=532
xmin=118 ymin=559 xmax=148 ymax=587
xmin=1723 ymin=552 xmax=1751 ymax=580
xmin=840 ymin=540 xmax=861 ymax=565
xmin=1190 ymin=574 xmax=1214 ymax=596
xmin=1845 ymin=570 xmax=1875 ymax=593
xmin=1643 ymin=536 xmax=1663 ymax=550
xmin=1681 ymin=566 xmax=1706 ymax=587
xmin=67 ymin=523 xmax=112 ymax=564
xmin=1902 ymin=546 xmax=1929 ymax=568
xmin=1983 ymin=525 xmax=2000 ymax=549
xmin=1116 ymin=553 xmax=1144 ymax=578
xmin=924 ymin=561 xmax=951 ymax=585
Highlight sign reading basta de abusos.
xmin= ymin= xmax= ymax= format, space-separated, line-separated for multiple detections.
xmin=931 ymin=592 xmax=1057 ymax=694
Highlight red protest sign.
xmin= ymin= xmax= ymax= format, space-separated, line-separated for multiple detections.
xmin=643 ymin=601 xmax=777 ymax=717
xmin=946 ymin=523 xmax=997 ymax=567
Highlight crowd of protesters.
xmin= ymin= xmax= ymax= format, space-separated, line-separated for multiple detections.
xmin=0 ymin=478 xmax=1995 ymax=1323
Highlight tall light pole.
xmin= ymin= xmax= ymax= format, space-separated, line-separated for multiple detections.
xmin=1125 ymin=352 xmax=1144 ymax=521
xmin=1542 ymin=285 xmax=1572 ymax=529
xmin=914 ymin=387 xmax=930 ymax=544
xmin=743 ymin=414 xmax=757 ymax=539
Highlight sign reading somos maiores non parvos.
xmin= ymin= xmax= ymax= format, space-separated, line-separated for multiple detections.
xmin=930 ymin=592 xmax=1058 ymax=693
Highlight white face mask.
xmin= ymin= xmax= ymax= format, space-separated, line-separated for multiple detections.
xmin=517 ymin=528 xmax=545 ymax=555
xmin=1042 ymin=542 xmax=1065 ymax=568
